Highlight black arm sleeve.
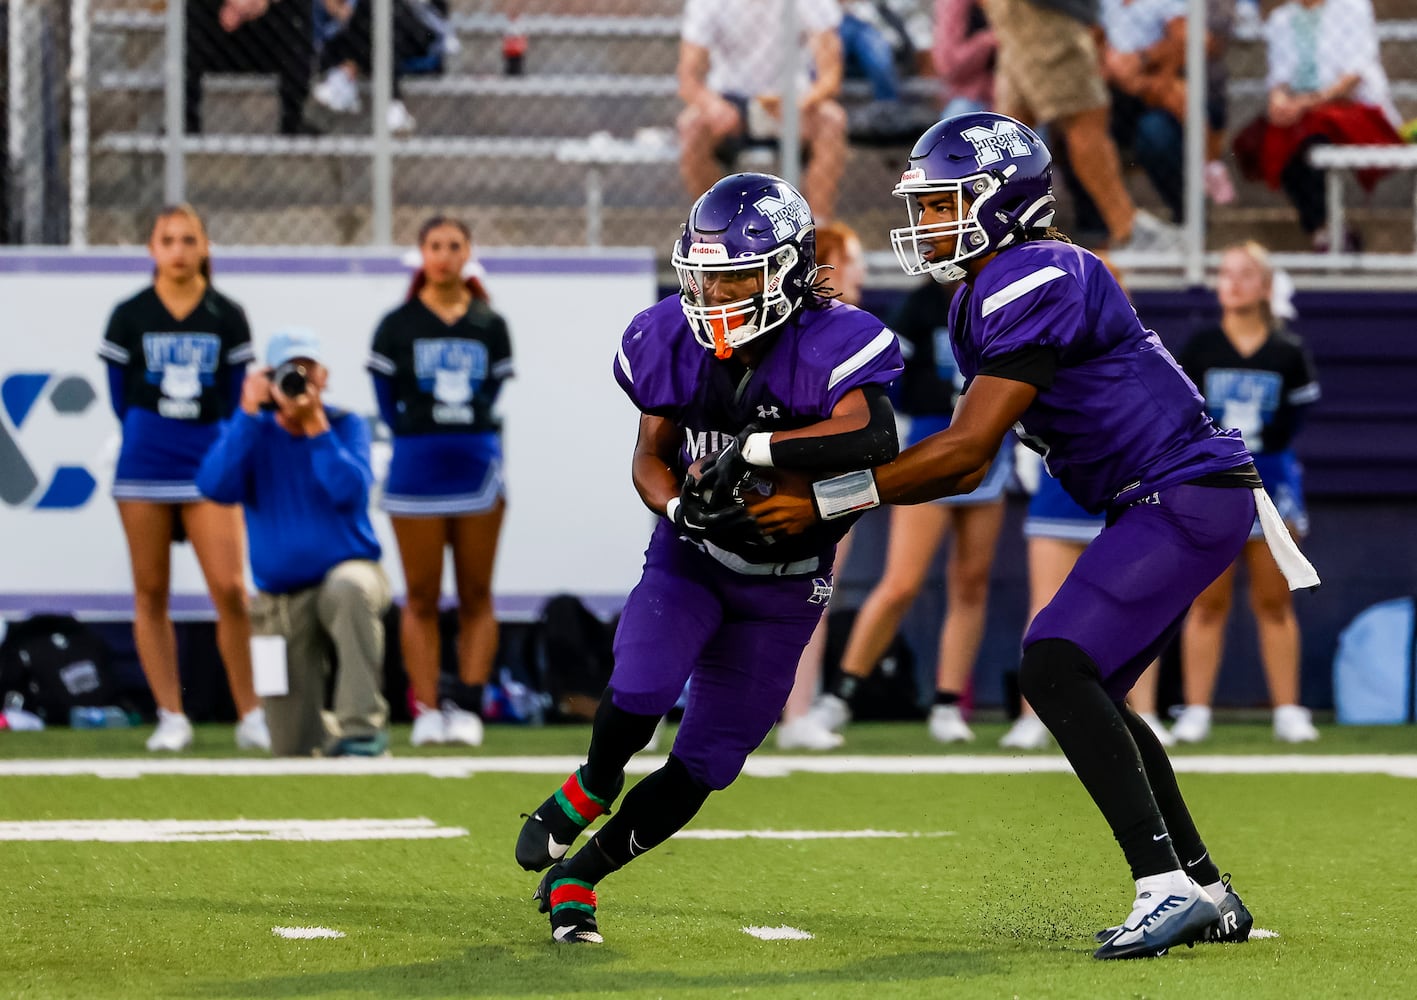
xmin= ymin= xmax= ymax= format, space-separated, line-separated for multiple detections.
xmin=977 ymin=345 xmax=1058 ymax=390
xmin=763 ymin=384 xmax=899 ymax=472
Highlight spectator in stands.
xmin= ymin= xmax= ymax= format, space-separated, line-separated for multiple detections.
xmin=775 ymin=220 xmax=870 ymax=751
xmin=807 ymin=274 xmax=1014 ymax=747
xmin=1231 ymin=0 xmax=1401 ymax=250
xmin=677 ymin=0 xmax=848 ymax=221
xmin=933 ymin=0 xmax=995 ymax=118
xmin=98 ymin=204 xmax=267 ymax=753
xmin=196 ymin=329 xmax=391 ymax=757
xmin=185 ymin=0 xmax=321 ymax=136
xmin=1172 ymin=241 xmax=1321 ymax=744
xmin=367 ymin=217 xmax=514 ymax=748
xmin=980 ymin=0 xmax=1176 ymax=250
xmin=312 ymin=0 xmax=449 ymax=134
xmin=839 ymin=2 xmax=905 ymax=103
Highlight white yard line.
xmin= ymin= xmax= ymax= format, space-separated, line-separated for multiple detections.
xmin=0 ymin=754 xmax=1414 ymax=779
xmin=0 ymin=817 xmax=468 ymax=842
xmin=743 ymin=925 xmax=814 ymax=940
xmin=273 ymin=926 xmax=346 ymax=939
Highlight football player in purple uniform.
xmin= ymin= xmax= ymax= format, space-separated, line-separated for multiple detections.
xmin=751 ymin=112 xmax=1320 ymax=960
xmin=513 ymin=173 xmax=903 ymax=944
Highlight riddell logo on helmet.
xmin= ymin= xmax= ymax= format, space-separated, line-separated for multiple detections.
xmin=900 ymin=168 xmax=926 ymax=183
xmin=688 ymin=243 xmax=729 ymax=259
xmin=962 ymin=122 xmax=1031 ymax=166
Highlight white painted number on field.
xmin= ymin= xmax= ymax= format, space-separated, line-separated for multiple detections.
xmin=0 ymin=818 xmax=468 ymax=842
xmin=743 ymin=926 xmax=815 ymax=941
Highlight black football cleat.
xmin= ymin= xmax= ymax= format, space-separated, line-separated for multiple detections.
xmin=1093 ymin=881 xmax=1221 ymax=960
xmin=515 ymin=767 xmax=623 ymax=872
xmin=534 ymin=865 xmax=603 ymax=944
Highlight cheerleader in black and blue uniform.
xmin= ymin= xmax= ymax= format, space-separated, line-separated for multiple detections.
xmin=807 ymin=277 xmax=1014 ymax=745
xmin=368 ymin=216 xmax=513 ymax=748
xmin=98 ymin=204 xmax=265 ymax=753
xmin=1172 ymin=241 xmax=1321 ymax=744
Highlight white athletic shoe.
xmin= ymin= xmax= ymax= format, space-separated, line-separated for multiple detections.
xmin=1093 ymin=875 xmax=1221 ymax=960
xmin=313 ymin=67 xmax=360 ymax=113
xmin=442 ymin=703 xmax=484 ymax=747
xmin=1273 ymin=704 xmax=1319 ymax=743
xmin=387 ymin=99 xmax=417 ymax=134
xmin=806 ymin=692 xmax=852 ymax=734
xmin=927 ymin=703 xmax=975 ymax=744
xmin=146 ymin=709 xmax=193 ymax=752
xmin=776 ymin=714 xmax=845 ymax=751
xmin=999 ymin=713 xmax=1049 ymax=750
xmin=410 ymin=703 xmax=446 ymax=747
xmin=1138 ymin=712 xmax=1177 ymax=748
xmin=234 ymin=707 xmax=271 ymax=751
xmin=1170 ymin=705 xmax=1212 ymax=744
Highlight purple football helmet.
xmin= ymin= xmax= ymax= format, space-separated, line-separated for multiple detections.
xmin=672 ymin=172 xmax=817 ymax=358
xmin=890 ymin=112 xmax=1055 ymax=282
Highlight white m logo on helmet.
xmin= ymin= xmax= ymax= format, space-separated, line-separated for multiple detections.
xmin=961 ymin=122 xmax=1031 ymax=166
xmin=754 ymin=194 xmax=811 ymax=242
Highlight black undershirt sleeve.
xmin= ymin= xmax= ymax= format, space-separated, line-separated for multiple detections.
xmin=976 ymin=345 xmax=1058 ymax=390
xmin=764 ymin=384 xmax=899 ymax=472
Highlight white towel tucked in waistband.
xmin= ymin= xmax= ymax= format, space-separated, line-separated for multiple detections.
xmin=1253 ymin=488 xmax=1320 ymax=590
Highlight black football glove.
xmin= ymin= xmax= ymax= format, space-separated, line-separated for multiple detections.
xmin=673 ymin=469 xmax=755 ymax=544
xmin=693 ymin=428 xmax=759 ymax=505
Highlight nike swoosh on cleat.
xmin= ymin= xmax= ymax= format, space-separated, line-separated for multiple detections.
xmin=1152 ymin=833 xmax=1170 ymax=841
xmin=547 ymin=835 xmax=569 ymax=859
xmin=553 ymin=926 xmax=603 ymax=944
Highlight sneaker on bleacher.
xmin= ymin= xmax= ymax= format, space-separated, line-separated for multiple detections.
xmin=314 ymin=68 xmax=360 ymax=114
xmin=387 ymin=100 xmax=417 ymax=135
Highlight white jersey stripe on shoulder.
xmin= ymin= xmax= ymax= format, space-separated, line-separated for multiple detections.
xmin=1288 ymin=382 xmax=1321 ymax=406
xmin=980 ymin=265 xmax=1068 ymax=318
xmin=616 ymin=344 xmax=634 ymax=384
xmin=828 ymin=328 xmax=896 ymax=391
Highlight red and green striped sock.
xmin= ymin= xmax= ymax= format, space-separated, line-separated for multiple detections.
xmin=553 ymin=768 xmax=614 ymax=830
xmin=548 ymin=876 xmax=597 ymax=918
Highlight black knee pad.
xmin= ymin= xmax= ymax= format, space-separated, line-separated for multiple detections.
xmin=1019 ymin=638 xmax=1101 ymax=706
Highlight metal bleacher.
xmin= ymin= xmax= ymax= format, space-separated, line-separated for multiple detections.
xmin=85 ymin=0 xmax=1417 ymax=255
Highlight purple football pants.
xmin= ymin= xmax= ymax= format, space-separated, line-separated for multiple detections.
xmin=609 ymin=522 xmax=830 ymax=790
xmin=1025 ymin=482 xmax=1256 ymax=700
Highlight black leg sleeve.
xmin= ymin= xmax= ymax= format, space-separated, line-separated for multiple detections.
xmin=1118 ymin=704 xmax=1223 ymax=886
xmin=561 ymin=754 xmax=713 ymax=884
xmin=582 ymin=690 xmax=660 ymax=801
xmin=1019 ymin=639 xmax=1180 ymax=880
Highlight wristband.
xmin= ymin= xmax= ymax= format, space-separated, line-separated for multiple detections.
xmin=812 ymin=469 xmax=880 ymax=520
xmin=664 ymin=497 xmax=681 ymax=523
xmin=740 ymin=431 xmax=775 ymax=468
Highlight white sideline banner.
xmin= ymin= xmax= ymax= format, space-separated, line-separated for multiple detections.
xmin=0 ymin=248 xmax=657 ymax=618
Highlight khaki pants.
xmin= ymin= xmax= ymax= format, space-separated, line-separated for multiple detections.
xmin=982 ymin=0 xmax=1108 ymax=126
xmin=251 ymin=560 xmax=392 ymax=756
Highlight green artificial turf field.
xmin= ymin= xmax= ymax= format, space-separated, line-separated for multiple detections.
xmin=3 ymin=722 xmax=1416 ymax=999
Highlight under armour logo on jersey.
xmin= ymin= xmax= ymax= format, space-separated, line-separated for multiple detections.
xmin=808 ymin=577 xmax=833 ymax=606
xmin=756 ymin=404 xmax=780 ymax=419
xmin=961 ymin=121 xmax=1031 ymax=166
xmin=754 ymin=193 xmax=811 ymax=242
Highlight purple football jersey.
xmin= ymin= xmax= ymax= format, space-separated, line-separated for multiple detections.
xmin=614 ymin=294 xmax=903 ymax=468
xmin=948 ymin=241 xmax=1252 ymax=513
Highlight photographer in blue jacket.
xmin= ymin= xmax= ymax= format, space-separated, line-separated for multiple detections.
xmin=197 ymin=329 xmax=391 ymax=756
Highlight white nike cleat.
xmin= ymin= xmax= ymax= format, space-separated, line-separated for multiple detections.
xmin=1093 ymin=875 xmax=1220 ymax=960
xmin=1169 ymin=705 xmax=1212 ymax=744
xmin=927 ymin=703 xmax=975 ymax=743
xmin=999 ymin=713 xmax=1049 ymax=750
xmin=776 ymin=714 xmax=845 ymax=751
xmin=806 ymin=692 xmax=852 ymax=733
xmin=146 ymin=709 xmax=193 ymax=752
xmin=1273 ymin=704 xmax=1319 ymax=743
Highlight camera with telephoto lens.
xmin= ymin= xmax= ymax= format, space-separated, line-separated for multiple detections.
xmin=272 ymin=361 xmax=309 ymax=398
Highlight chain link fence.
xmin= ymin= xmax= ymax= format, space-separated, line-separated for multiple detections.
xmin=5 ymin=0 xmax=1417 ymax=269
